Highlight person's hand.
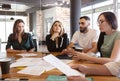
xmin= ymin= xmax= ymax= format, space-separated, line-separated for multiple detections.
xmin=21 ymin=50 xmax=27 ymax=52
xmin=70 ymin=64 xmax=89 ymax=74
xmin=67 ymin=76 xmax=88 ymax=81
xmin=72 ymin=52 xmax=84 ymax=60
xmin=61 ymin=49 xmax=68 ymax=55
xmin=67 ymin=47 xmax=76 ymax=54
xmin=72 ymin=52 xmax=91 ymax=61
xmin=51 ymin=33 xmax=59 ymax=40
xmin=61 ymin=47 xmax=76 ymax=55
xmin=72 ymin=53 xmax=81 ymax=60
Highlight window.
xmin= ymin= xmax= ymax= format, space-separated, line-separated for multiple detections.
xmin=81 ymin=0 xmax=115 ymax=31
xmin=0 ymin=15 xmax=28 ymax=42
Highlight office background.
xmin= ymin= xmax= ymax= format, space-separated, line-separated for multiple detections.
xmin=0 ymin=0 xmax=120 ymax=52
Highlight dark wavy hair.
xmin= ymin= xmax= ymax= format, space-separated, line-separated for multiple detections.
xmin=80 ymin=16 xmax=90 ymax=21
xmin=97 ymin=11 xmax=118 ymax=30
xmin=97 ymin=12 xmax=118 ymax=57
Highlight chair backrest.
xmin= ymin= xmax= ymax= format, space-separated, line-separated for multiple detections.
xmin=33 ymin=39 xmax=37 ymax=52
xmin=0 ymin=38 xmax=1 ymax=52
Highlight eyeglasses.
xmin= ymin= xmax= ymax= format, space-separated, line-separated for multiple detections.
xmin=97 ymin=20 xmax=106 ymax=25
xmin=79 ymin=22 xmax=85 ymax=25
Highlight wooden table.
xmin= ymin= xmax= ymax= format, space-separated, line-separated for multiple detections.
xmin=0 ymin=52 xmax=119 ymax=81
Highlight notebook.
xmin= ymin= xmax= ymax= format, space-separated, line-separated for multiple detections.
xmin=46 ymin=75 xmax=67 ymax=81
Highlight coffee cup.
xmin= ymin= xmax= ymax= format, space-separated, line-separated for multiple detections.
xmin=0 ymin=58 xmax=11 ymax=74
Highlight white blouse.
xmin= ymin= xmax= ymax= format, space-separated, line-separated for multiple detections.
xmin=105 ymin=61 xmax=120 ymax=77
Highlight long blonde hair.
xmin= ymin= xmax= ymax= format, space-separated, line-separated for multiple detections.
xmin=50 ymin=20 xmax=65 ymax=36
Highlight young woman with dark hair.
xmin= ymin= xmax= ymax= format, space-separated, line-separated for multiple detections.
xmin=6 ymin=19 xmax=35 ymax=52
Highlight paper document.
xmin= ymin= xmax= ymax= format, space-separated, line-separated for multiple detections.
xmin=17 ymin=53 xmax=37 ymax=57
xmin=10 ymin=57 xmax=75 ymax=76
xmin=17 ymin=66 xmax=45 ymax=76
xmin=11 ymin=58 xmax=55 ymax=76
xmin=11 ymin=58 xmax=55 ymax=69
xmin=10 ymin=58 xmax=43 ymax=67
xmin=17 ymin=64 xmax=55 ymax=76
xmin=43 ymin=54 xmax=85 ymax=77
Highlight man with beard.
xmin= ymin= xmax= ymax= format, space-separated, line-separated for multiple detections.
xmin=67 ymin=16 xmax=99 ymax=54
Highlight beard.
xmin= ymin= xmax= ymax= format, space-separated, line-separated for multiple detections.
xmin=80 ymin=27 xmax=87 ymax=33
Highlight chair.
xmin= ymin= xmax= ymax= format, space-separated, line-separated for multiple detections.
xmin=33 ymin=39 xmax=37 ymax=51
xmin=32 ymin=36 xmax=39 ymax=52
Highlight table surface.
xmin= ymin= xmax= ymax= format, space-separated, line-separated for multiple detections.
xmin=0 ymin=52 xmax=119 ymax=81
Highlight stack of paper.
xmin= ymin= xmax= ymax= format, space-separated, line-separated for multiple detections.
xmin=43 ymin=54 xmax=85 ymax=77
xmin=11 ymin=58 xmax=55 ymax=76
xmin=10 ymin=53 xmax=84 ymax=76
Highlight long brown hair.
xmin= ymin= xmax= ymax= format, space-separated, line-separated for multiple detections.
xmin=97 ymin=12 xmax=118 ymax=57
xmin=12 ymin=19 xmax=25 ymax=40
xmin=50 ymin=21 xmax=65 ymax=36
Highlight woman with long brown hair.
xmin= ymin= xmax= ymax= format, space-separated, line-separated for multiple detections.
xmin=6 ymin=19 xmax=35 ymax=52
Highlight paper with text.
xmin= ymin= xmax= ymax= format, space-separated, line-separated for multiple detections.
xmin=43 ymin=54 xmax=85 ymax=77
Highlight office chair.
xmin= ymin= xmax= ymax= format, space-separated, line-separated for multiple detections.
xmin=33 ymin=39 xmax=37 ymax=52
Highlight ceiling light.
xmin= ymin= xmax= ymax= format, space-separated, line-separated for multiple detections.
xmin=2 ymin=4 xmax=11 ymax=10
xmin=10 ymin=17 xmax=14 ymax=20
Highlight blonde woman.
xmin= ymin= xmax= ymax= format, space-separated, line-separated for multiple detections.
xmin=46 ymin=20 xmax=69 ymax=52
